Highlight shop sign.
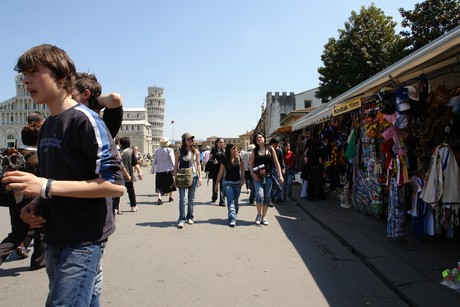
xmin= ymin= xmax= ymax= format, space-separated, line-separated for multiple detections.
xmin=333 ymin=98 xmax=361 ymax=116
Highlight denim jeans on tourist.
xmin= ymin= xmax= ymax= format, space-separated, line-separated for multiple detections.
xmin=45 ymin=241 xmax=107 ymax=307
xmin=178 ymin=175 xmax=198 ymax=222
xmin=253 ymin=175 xmax=273 ymax=206
xmin=282 ymin=168 xmax=296 ymax=199
xmin=270 ymin=168 xmax=282 ymax=201
xmin=223 ymin=180 xmax=241 ymax=222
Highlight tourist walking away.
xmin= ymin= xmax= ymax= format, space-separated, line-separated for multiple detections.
xmin=249 ymin=131 xmax=284 ymax=226
xmin=73 ymin=72 xmax=123 ymax=138
xmin=0 ymin=123 xmax=45 ymax=271
xmin=202 ymin=145 xmax=211 ymax=178
xmin=282 ymin=142 xmax=296 ymax=200
xmin=241 ymin=144 xmax=256 ymax=203
xmin=2 ymin=44 xmax=124 ymax=307
xmin=174 ymin=133 xmax=202 ymax=228
xmin=133 ymin=146 xmax=143 ymax=166
xmin=215 ymin=143 xmax=245 ymax=227
xmin=119 ymin=137 xmax=143 ymax=211
xmin=209 ymin=138 xmax=226 ymax=205
xmin=269 ymin=137 xmax=285 ymax=205
xmin=305 ymin=138 xmax=325 ymax=200
xmin=152 ymin=137 xmax=176 ymax=205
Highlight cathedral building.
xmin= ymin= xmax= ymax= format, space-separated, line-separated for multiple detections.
xmin=0 ymin=74 xmax=49 ymax=148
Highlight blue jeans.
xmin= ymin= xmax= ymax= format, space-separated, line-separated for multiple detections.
xmin=45 ymin=241 xmax=107 ymax=307
xmin=224 ymin=180 xmax=241 ymax=222
xmin=178 ymin=175 xmax=198 ymax=222
xmin=253 ymin=176 xmax=273 ymax=206
xmin=283 ymin=168 xmax=295 ymax=199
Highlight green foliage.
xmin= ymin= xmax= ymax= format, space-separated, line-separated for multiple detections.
xmin=316 ymin=5 xmax=403 ymax=103
xmin=399 ymin=0 xmax=460 ymax=52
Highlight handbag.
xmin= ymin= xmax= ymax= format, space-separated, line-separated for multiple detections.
xmin=176 ymin=167 xmax=193 ymax=188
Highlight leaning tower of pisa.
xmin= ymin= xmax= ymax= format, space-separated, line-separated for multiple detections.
xmin=144 ymin=86 xmax=165 ymax=151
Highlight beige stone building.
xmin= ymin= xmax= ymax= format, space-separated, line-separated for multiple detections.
xmin=0 ymin=74 xmax=50 ymax=148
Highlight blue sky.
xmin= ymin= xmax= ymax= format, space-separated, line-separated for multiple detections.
xmin=0 ymin=0 xmax=419 ymax=141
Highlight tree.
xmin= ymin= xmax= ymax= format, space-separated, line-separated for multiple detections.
xmin=399 ymin=0 xmax=460 ymax=52
xmin=316 ymin=5 xmax=404 ymax=103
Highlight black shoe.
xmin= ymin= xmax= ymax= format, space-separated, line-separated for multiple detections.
xmin=219 ymin=203 xmax=225 ymax=207
xmin=268 ymin=203 xmax=274 ymax=208
xmin=30 ymin=264 xmax=45 ymax=271
xmin=169 ymin=197 xmax=174 ymax=202
xmin=158 ymin=199 xmax=163 ymax=205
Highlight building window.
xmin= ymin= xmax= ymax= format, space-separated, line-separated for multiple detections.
xmin=304 ymin=100 xmax=312 ymax=108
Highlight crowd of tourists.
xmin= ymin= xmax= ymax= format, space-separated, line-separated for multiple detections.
xmin=0 ymin=43 xmax=338 ymax=306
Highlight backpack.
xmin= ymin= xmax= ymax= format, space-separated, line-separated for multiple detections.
xmin=0 ymin=147 xmax=35 ymax=207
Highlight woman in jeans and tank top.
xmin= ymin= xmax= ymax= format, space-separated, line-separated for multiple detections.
xmin=215 ymin=143 xmax=245 ymax=227
xmin=173 ymin=132 xmax=202 ymax=229
xmin=249 ymin=131 xmax=284 ymax=226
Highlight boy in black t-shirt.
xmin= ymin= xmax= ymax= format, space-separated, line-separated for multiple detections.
xmin=2 ymin=44 xmax=124 ymax=306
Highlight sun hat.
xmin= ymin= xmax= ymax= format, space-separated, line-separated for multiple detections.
xmin=248 ymin=144 xmax=255 ymax=151
xmin=404 ymin=86 xmax=419 ymax=101
xmin=159 ymin=137 xmax=170 ymax=147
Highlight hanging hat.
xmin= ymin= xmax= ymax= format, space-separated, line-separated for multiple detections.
xmin=159 ymin=137 xmax=170 ymax=147
xmin=395 ymin=87 xmax=411 ymax=112
xmin=404 ymin=86 xmax=419 ymax=101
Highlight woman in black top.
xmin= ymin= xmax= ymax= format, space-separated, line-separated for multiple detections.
xmin=249 ymin=132 xmax=284 ymax=226
xmin=209 ymin=138 xmax=226 ymax=205
xmin=215 ymin=143 xmax=244 ymax=227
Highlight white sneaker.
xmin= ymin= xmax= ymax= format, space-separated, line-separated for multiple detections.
xmin=187 ymin=219 xmax=194 ymax=225
xmin=177 ymin=221 xmax=185 ymax=229
xmin=262 ymin=217 xmax=269 ymax=226
xmin=229 ymin=220 xmax=236 ymax=227
xmin=255 ymin=215 xmax=262 ymax=225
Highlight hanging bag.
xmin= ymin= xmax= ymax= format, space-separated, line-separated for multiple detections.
xmin=176 ymin=167 xmax=193 ymax=188
xmin=176 ymin=149 xmax=195 ymax=188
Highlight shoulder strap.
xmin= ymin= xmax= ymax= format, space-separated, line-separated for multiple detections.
xmin=24 ymin=151 xmax=37 ymax=161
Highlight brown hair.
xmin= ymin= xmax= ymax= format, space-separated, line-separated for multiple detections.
xmin=14 ymin=44 xmax=76 ymax=95
xmin=74 ymin=72 xmax=102 ymax=108
xmin=21 ymin=123 xmax=41 ymax=146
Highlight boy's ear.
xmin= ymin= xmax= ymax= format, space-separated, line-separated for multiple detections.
xmin=82 ymin=89 xmax=91 ymax=100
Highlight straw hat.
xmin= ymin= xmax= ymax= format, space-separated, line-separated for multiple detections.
xmin=159 ymin=137 xmax=170 ymax=147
